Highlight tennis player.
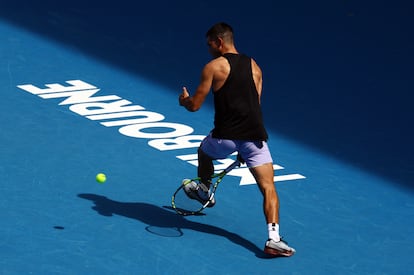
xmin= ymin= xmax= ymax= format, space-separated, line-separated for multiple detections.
xmin=179 ymin=22 xmax=295 ymax=257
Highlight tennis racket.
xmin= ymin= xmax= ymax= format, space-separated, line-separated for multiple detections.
xmin=171 ymin=157 xmax=242 ymax=216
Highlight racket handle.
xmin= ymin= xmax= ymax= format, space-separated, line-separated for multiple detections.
xmin=237 ymin=154 xmax=245 ymax=164
xmin=223 ymin=159 xmax=241 ymax=174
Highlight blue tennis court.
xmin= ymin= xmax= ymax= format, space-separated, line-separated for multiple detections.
xmin=1 ymin=1 xmax=413 ymax=274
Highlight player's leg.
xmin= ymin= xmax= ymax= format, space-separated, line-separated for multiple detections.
xmin=197 ymin=147 xmax=214 ymax=189
xmin=184 ymin=133 xmax=236 ymax=206
xmin=198 ymin=133 xmax=237 ymax=188
xmin=250 ymin=162 xmax=295 ymax=256
xmin=241 ymin=141 xmax=295 ymax=257
xmin=249 ymin=163 xmax=279 ymax=225
xmin=239 ymin=141 xmax=279 ymax=228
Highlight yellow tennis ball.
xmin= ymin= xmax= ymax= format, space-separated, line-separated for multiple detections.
xmin=96 ymin=173 xmax=106 ymax=183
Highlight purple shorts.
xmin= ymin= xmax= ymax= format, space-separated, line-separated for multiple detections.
xmin=200 ymin=133 xmax=273 ymax=168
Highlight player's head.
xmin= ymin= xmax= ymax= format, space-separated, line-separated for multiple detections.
xmin=206 ymin=22 xmax=234 ymax=43
xmin=205 ymin=22 xmax=234 ymax=57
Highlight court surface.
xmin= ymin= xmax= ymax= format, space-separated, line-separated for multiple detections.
xmin=1 ymin=1 xmax=413 ymax=274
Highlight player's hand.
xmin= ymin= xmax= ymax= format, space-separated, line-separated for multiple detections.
xmin=179 ymin=87 xmax=190 ymax=106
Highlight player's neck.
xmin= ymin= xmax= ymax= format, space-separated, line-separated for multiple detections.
xmin=221 ymin=45 xmax=238 ymax=55
xmin=221 ymin=48 xmax=239 ymax=55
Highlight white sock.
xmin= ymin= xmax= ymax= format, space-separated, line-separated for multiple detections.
xmin=268 ymin=223 xmax=280 ymax=241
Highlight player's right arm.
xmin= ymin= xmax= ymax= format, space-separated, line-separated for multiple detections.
xmin=179 ymin=63 xmax=214 ymax=112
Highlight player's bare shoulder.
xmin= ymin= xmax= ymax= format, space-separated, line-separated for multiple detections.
xmin=207 ymin=56 xmax=230 ymax=91
xmin=250 ymin=58 xmax=263 ymax=96
xmin=251 ymin=58 xmax=262 ymax=78
xmin=206 ymin=56 xmax=228 ymax=71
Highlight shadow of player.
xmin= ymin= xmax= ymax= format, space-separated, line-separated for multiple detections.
xmin=78 ymin=193 xmax=270 ymax=258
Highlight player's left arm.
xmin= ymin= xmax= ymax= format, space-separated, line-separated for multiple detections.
xmin=179 ymin=63 xmax=214 ymax=112
xmin=251 ymin=58 xmax=263 ymax=103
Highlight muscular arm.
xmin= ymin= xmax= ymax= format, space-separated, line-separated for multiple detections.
xmin=179 ymin=63 xmax=214 ymax=112
xmin=251 ymin=59 xmax=263 ymax=103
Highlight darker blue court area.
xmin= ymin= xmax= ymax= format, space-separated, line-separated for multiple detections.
xmin=1 ymin=1 xmax=413 ymax=274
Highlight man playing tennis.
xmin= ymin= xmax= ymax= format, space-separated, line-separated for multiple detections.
xmin=178 ymin=22 xmax=295 ymax=257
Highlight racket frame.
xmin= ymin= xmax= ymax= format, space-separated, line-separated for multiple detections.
xmin=171 ymin=158 xmax=241 ymax=216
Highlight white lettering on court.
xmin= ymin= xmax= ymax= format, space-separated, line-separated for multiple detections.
xmin=17 ymin=80 xmax=306 ymax=185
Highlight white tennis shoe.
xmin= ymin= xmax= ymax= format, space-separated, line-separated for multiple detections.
xmin=264 ymin=238 xmax=296 ymax=257
xmin=182 ymin=179 xmax=215 ymax=207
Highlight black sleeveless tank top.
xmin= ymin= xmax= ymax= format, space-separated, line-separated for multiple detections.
xmin=212 ymin=53 xmax=268 ymax=141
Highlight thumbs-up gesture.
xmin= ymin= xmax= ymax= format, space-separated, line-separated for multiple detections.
xmin=179 ymin=87 xmax=190 ymax=106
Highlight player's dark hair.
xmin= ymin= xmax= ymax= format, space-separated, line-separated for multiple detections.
xmin=206 ymin=22 xmax=234 ymax=43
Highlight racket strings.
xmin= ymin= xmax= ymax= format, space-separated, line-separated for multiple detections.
xmin=171 ymin=158 xmax=240 ymax=215
xmin=172 ymin=185 xmax=205 ymax=215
